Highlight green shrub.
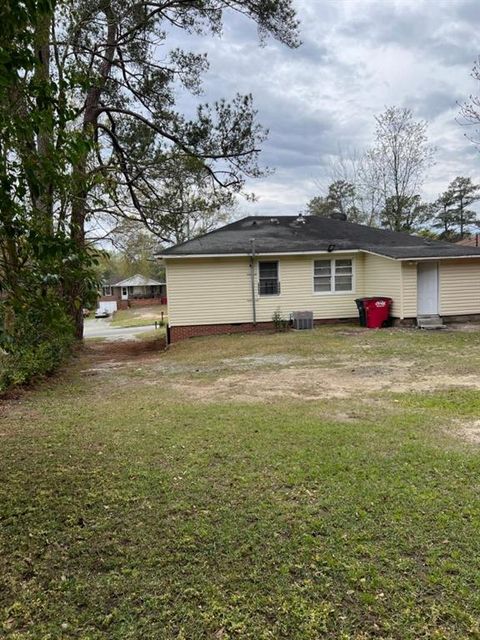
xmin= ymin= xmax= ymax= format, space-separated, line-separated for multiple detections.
xmin=272 ymin=308 xmax=289 ymax=332
xmin=0 ymin=334 xmax=73 ymax=393
xmin=0 ymin=298 xmax=75 ymax=395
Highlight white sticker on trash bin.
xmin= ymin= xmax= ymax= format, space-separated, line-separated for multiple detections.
xmin=375 ymin=300 xmax=386 ymax=307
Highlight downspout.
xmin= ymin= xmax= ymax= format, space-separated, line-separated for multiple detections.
xmin=249 ymin=238 xmax=257 ymax=325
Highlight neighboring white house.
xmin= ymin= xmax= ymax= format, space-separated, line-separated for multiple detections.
xmin=98 ymin=273 xmax=166 ymax=312
xmin=159 ymin=215 xmax=480 ymax=343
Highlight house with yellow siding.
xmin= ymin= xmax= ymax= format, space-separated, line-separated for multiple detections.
xmin=160 ymin=215 xmax=480 ymax=342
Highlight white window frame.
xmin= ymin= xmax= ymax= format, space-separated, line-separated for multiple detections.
xmin=258 ymin=260 xmax=281 ymax=296
xmin=312 ymin=257 xmax=354 ymax=295
xmin=102 ymin=285 xmax=112 ymax=296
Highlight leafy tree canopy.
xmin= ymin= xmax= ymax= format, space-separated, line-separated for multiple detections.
xmin=306 ymin=180 xmax=363 ymax=222
xmin=1 ymin=0 xmax=300 ymax=338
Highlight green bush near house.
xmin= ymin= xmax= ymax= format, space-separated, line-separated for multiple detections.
xmin=272 ymin=308 xmax=289 ymax=332
xmin=0 ymin=301 xmax=75 ymax=395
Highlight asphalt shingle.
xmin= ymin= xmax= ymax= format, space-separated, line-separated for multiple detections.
xmin=161 ymin=216 xmax=480 ymax=260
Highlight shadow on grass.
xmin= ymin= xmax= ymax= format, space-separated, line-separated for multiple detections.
xmin=83 ymin=337 xmax=167 ymax=362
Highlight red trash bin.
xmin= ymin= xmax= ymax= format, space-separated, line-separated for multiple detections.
xmin=363 ymin=297 xmax=392 ymax=329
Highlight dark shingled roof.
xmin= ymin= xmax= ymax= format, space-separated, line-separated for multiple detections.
xmin=161 ymin=215 xmax=480 ymax=260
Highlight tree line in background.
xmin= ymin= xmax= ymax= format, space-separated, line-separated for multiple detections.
xmin=306 ymin=106 xmax=480 ymax=240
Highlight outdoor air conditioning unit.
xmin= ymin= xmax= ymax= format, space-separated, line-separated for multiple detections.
xmin=292 ymin=311 xmax=314 ymax=330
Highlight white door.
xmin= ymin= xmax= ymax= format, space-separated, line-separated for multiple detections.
xmin=417 ymin=262 xmax=439 ymax=315
xmin=121 ymin=286 xmax=128 ymax=300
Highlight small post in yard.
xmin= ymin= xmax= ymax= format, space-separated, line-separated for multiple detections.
xmin=155 ymin=321 xmax=158 ymax=330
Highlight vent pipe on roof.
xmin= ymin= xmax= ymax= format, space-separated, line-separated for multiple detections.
xmin=294 ymin=213 xmax=306 ymax=224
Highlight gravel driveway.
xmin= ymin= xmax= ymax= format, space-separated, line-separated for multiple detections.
xmin=84 ymin=318 xmax=150 ymax=341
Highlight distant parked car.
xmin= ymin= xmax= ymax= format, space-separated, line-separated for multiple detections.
xmin=95 ymin=309 xmax=110 ymax=319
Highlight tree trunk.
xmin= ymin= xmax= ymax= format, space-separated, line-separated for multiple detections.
xmin=34 ymin=11 xmax=54 ymax=232
xmin=66 ymin=5 xmax=117 ymax=339
xmin=68 ymin=152 xmax=89 ymax=339
xmin=459 ymin=197 xmax=464 ymax=239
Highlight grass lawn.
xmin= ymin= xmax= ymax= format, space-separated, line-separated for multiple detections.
xmin=2 ymin=326 xmax=480 ymax=639
xmin=110 ymin=305 xmax=168 ymax=329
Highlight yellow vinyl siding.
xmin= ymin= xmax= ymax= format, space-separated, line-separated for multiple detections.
xmin=166 ymin=254 xmax=363 ymax=326
xmin=255 ymin=254 xmax=361 ymax=322
xmin=363 ymin=253 xmax=402 ymax=317
xmin=401 ymin=262 xmax=417 ymax=317
xmin=166 ymin=257 xmax=252 ymax=326
xmin=165 ymin=253 xmax=480 ymax=327
xmin=439 ymin=259 xmax=480 ymax=316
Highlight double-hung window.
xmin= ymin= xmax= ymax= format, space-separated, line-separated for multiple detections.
xmin=334 ymin=259 xmax=353 ymax=291
xmin=102 ymin=285 xmax=112 ymax=296
xmin=258 ymin=261 xmax=280 ymax=295
xmin=313 ymin=260 xmax=332 ymax=292
xmin=314 ymin=258 xmax=353 ymax=293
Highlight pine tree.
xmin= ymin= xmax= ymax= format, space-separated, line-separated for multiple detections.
xmin=306 ymin=180 xmax=360 ymax=221
xmin=2 ymin=0 xmax=300 ymax=338
xmin=432 ymin=189 xmax=456 ymax=239
xmin=449 ymin=177 xmax=480 ymax=238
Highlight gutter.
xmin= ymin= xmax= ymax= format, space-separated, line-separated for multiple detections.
xmin=396 ymin=254 xmax=480 ymax=261
xmin=159 ymin=248 xmax=363 ymax=259
xmin=159 ymin=248 xmax=480 ymax=262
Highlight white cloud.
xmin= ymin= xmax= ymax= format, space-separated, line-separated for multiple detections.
xmin=170 ymin=0 xmax=480 ymax=215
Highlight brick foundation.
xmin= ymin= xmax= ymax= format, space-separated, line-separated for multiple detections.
xmin=442 ymin=313 xmax=480 ymax=324
xmin=393 ymin=314 xmax=480 ymax=328
xmin=127 ymin=297 xmax=166 ymax=307
xmin=169 ymin=322 xmax=273 ymax=342
xmin=168 ymin=317 xmax=359 ymax=343
xmin=113 ymin=298 xmax=167 ymax=310
xmin=393 ymin=317 xmax=416 ymax=327
xmin=99 ymin=295 xmax=118 ymax=302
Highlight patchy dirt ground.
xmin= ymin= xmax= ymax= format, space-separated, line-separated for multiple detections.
xmin=169 ymin=361 xmax=480 ymax=403
xmin=455 ymin=419 xmax=480 ymax=444
xmin=77 ymin=327 xmax=480 ymax=409
xmin=83 ymin=336 xmax=166 ymax=362
xmin=4 ymin=330 xmax=480 ymax=639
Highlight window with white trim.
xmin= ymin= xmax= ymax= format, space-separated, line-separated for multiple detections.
xmin=314 ymin=258 xmax=353 ymax=293
xmin=258 ymin=261 xmax=280 ymax=295
xmin=102 ymin=285 xmax=112 ymax=296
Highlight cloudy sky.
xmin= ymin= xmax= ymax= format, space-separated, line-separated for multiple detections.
xmin=174 ymin=0 xmax=480 ymax=217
